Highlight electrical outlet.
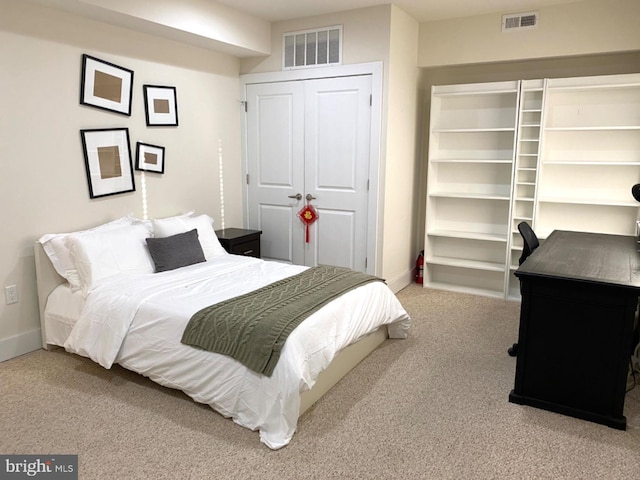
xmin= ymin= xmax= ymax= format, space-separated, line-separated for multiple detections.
xmin=5 ymin=285 xmax=18 ymax=305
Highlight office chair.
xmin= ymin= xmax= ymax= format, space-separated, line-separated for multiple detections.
xmin=517 ymin=221 xmax=540 ymax=267
xmin=508 ymin=222 xmax=540 ymax=357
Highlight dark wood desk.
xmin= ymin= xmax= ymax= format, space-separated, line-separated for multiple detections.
xmin=509 ymin=230 xmax=640 ymax=429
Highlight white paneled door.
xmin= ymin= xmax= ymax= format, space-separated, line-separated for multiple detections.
xmin=246 ymin=75 xmax=372 ymax=271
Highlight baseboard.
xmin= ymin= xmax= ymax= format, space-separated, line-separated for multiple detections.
xmin=386 ymin=268 xmax=414 ymax=294
xmin=0 ymin=328 xmax=42 ymax=363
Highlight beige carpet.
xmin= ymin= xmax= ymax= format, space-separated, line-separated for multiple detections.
xmin=1 ymin=284 xmax=639 ymax=479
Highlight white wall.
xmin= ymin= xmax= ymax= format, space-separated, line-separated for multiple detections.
xmin=418 ymin=0 xmax=640 ymax=67
xmin=0 ymin=0 xmax=244 ymax=360
xmin=381 ymin=6 xmax=419 ymax=288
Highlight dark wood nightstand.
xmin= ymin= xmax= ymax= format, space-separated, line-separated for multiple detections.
xmin=215 ymin=228 xmax=262 ymax=258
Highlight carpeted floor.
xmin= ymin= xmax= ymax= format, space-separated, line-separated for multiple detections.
xmin=1 ymin=284 xmax=638 ymax=479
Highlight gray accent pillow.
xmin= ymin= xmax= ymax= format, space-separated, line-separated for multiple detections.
xmin=146 ymin=228 xmax=206 ymax=272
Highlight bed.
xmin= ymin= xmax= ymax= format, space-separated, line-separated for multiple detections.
xmin=34 ymin=213 xmax=410 ymax=449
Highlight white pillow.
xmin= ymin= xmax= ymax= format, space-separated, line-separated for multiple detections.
xmin=129 ymin=211 xmax=192 ymax=236
xmin=152 ymin=213 xmax=227 ymax=260
xmin=66 ymin=223 xmax=154 ymax=295
xmin=39 ymin=215 xmax=135 ymax=283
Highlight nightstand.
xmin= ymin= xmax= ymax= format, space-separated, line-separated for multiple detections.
xmin=215 ymin=228 xmax=262 ymax=258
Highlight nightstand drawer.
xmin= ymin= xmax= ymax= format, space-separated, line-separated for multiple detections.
xmin=215 ymin=228 xmax=262 ymax=258
xmin=229 ymin=238 xmax=260 ymax=257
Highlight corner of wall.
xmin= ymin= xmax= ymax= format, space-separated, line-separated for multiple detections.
xmin=386 ymin=268 xmax=414 ymax=294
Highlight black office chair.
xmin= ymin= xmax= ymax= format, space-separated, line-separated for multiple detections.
xmin=517 ymin=222 xmax=540 ymax=267
xmin=508 ymin=222 xmax=540 ymax=357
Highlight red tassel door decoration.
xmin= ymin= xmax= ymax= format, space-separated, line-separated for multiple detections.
xmin=297 ymin=204 xmax=318 ymax=243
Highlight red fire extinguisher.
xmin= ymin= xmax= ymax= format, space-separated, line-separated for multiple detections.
xmin=415 ymin=250 xmax=424 ymax=284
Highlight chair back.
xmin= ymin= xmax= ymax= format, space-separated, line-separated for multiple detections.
xmin=517 ymin=222 xmax=539 ymax=265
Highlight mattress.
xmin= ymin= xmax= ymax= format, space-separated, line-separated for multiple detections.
xmin=44 ymin=254 xmax=410 ymax=449
xmin=43 ymin=283 xmax=85 ymax=347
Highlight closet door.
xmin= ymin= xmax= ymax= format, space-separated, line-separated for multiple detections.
xmin=303 ymin=76 xmax=371 ymax=270
xmin=246 ymin=81 xmax=305 ymax=264
xmin=245 ymin=75 xmax=372 ymax=271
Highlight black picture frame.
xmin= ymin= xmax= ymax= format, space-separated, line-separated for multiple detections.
xmin=135 ymin=142 xmax=165 ymax=174
xmin=80 ymin=54 xmax=134 ymax=116
xmin=143 ymin=85 xmax=178 ymax=126
xmin=80 ymin=128 xmax=135 ymax=198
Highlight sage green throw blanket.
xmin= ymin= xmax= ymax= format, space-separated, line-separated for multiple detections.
xmin=181 ymin=265 xmax=384 ymax=377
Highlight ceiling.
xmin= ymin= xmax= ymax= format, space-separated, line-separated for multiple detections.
xmin=213 ymin=0 xmax=584 ymax=23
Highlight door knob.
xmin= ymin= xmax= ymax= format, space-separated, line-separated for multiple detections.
xmin=288 ymin=193 xmax=302 ymax=200
xmin=306 ymin=194 xmax=317 ymax=201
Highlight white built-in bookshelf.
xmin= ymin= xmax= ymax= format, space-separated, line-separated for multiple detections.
xmin=424 ymin=73 xmax=640 ymax=300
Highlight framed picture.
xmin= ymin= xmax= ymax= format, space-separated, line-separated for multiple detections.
xmin=80 ymin=128 xmax=135 ymax=198
xmin=80 ymin=54 xmax=134 ymax=116
xmin=135 ymin=142 xmax=165 ymax=173
xmin=143 ymin=85 xmax=178 ymax=126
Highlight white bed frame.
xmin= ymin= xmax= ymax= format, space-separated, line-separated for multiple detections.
xmin=34 ymin=241 xmax=387 ymax=416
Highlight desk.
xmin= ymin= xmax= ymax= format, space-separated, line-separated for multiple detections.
xmin=509 ymin=230 xmax=640 ymax=429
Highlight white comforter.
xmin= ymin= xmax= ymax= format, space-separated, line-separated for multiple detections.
xmin=61 ymin=255 xmax=410 ymax=449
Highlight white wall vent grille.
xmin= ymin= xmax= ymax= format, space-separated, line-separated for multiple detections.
xmin=502 ymin=12 xmax=539 ymax=32
xmin=283 ymin=26 xmax=342 ymax=70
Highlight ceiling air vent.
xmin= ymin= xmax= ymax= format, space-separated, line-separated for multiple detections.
xmin=283 ymin=26 xmax=342 ymax=70
xmin=502 ymin=11 xmax=539 ymax=32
